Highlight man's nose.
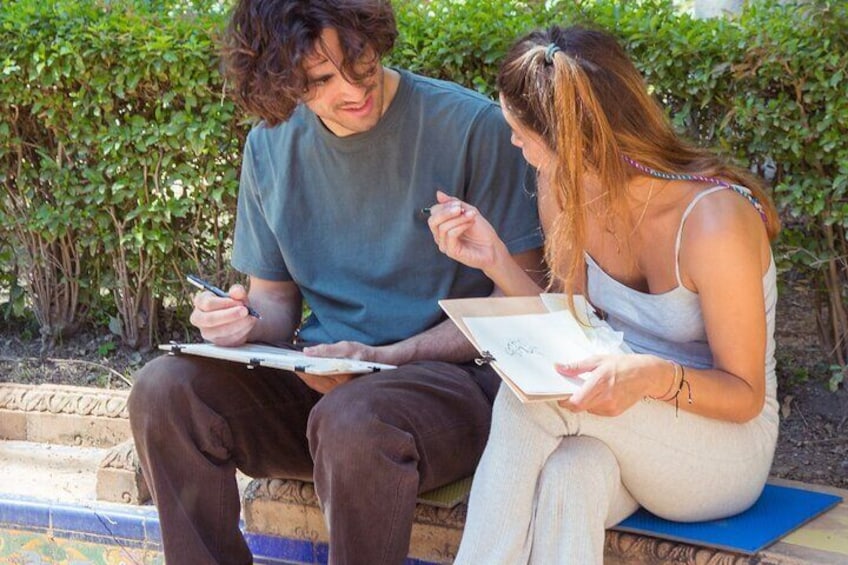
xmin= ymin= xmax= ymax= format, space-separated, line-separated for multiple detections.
xmin=340 ymin=75 xmax=370 ymax=98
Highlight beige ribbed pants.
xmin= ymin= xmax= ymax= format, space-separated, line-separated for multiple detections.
xmin=454 ymin=384 xmax=778 ymax=565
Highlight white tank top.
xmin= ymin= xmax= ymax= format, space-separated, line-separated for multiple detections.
xmin=586 ymin=186 xmax=778 ymax=414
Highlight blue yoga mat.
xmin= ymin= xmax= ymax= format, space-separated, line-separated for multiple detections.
xmin=611 ymin=483 xmax=842 ymax=555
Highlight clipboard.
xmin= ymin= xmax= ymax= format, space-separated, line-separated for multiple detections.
xmin=439 ymin=294 xmax=628 ymax=402
xmin=160 ymin=342 xmax=397 ymax=376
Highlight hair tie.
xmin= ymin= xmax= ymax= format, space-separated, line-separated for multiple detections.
xmin=544 ymin=43 xmax=561 ymax=65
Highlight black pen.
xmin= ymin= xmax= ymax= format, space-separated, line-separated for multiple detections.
xmin=186 ymin=274 xmax=262 ymax=319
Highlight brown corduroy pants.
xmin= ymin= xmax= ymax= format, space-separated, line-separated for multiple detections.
xmin=128 ymin=352 xmax=499 ymax=565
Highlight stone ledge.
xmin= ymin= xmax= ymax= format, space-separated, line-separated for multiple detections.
xmin=97 ymin=438 xmax=150 ymax=505
xmin=0 ymin=383 xmax=129 ymax=447
xmin=2 ymin=382 xmax=846 ymax=564
xmin=243 ymin=478 xmax=466 ymax=564
xmin=0 ymin=383 xmax=141 ymax=505
xmin=242 ymin=477 xmax=848 ymax=564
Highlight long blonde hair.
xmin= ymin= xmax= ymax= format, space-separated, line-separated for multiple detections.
xmin=496 ymin=25 xmax=779 ymax=294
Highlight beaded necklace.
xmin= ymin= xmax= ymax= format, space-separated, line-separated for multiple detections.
xmin=623 ymin=155 xmax=767 ymax=223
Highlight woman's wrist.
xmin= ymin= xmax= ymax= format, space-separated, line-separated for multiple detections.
xmin=482 ymin=241 xmax=517 ymax=284
xmin=482 ymin=243 xmax=545 ymax=296
xmin=645 ymin=356 xmax=680 ymax=400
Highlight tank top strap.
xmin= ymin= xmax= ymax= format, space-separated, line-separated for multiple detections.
xmin=674 ymin=186 xmax=728 ymax=286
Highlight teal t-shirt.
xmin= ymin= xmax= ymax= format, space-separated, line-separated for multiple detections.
xmin=232 ymin=69 xmax=542 ymax=346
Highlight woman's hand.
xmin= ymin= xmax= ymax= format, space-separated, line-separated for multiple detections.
xmin=555 ymin=354 xmax=671 ymax=416
xmin=427 ymin=190 xmax=508 ymax=271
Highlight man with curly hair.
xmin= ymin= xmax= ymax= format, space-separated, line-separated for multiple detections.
xmin=128 ymin=1 xmax=542 ymax=563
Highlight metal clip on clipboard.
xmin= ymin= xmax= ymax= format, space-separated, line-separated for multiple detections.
xmin=474 ymin=350 xmax=496 ymax=366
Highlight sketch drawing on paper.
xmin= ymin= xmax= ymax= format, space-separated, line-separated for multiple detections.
xmin=505 ymin=339 xmax=541 ymax=358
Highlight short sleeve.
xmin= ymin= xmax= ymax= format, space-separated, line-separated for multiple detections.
xmin=231 ymin=134 xmax=292 ymax=281
xmin=463 ymin=104 xmax=543 ymax=254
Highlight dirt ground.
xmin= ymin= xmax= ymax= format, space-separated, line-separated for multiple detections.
xmin=766 ymin=280 xmax=848 ymax=488
xmin=1 ymin=281 xmax=846 ymax=490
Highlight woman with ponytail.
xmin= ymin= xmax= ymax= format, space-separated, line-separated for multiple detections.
xmin=427 ymin=25 xmax=780 ymax=564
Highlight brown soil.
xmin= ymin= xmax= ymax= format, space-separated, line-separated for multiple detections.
xmin=768 ymin=279 xmax=848 ymax=488
xmin=1 ymin=282 xmax=846 ymax=489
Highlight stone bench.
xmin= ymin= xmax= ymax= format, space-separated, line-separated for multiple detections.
xmin=240 ymin=475 xmax=848 ymax=565
xmin=2 ymin=383 xmax=846 ymax=564
xmin=243 ymin=477 xmax=468 ymax=564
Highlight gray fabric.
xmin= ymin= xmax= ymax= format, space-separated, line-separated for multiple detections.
xmin=586 ymin=186 xmax=778 ymax=420
xmin=232 ymin=69 xmax=542 ymax=346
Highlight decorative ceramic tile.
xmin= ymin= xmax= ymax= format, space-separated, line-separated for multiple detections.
xmin=0 ymin=496 xmax=51 ymax=530
xmin=245 ymin=531 xmax=317 ymax=563
xmin=0 ymin=487 xmax=456 ymax=565
xmin=142 ymin=513 xmax=161 ymax=547
xmin=52 ymin=504 xmax=147 ymax=543
xmin=0 ymin=528 xmax=165 ymax=565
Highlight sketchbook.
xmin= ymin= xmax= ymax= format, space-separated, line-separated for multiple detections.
xmin=160 ymin=342 xmax=397 ymax=376
xmin=439 ymin=294 xmax=630 ymax=402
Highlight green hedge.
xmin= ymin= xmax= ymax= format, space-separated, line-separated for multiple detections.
xmin=0 ymin=0 xmax=245 ymax=350
xmin=1 ymin=0 xmax=846 ymax=385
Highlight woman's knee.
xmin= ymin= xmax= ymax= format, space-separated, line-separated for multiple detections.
xmin=539 ymin=436 xmax=619 ymax=500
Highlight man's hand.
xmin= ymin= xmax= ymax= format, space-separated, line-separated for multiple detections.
xmin=294 ymin=371 xmax=357 ymax=395
xmin=189 ymin=284 xmax=258 ymax=347
xmin=296 ymin=340 xmax=384 ymax=394
xmin=302 ymin=341 xmax=381 ymax=362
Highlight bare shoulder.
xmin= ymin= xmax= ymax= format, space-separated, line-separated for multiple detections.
xmin=683 ymin=187 xmax=765 ymax=236
xmin=677 ymin=186 xmax=771 ymax=287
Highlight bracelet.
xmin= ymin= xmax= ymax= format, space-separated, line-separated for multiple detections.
xmin=671 ymin=364 xmax=694 ymax=417
xmin=646 ymin=361 xmax=694 ymax=417
xmin=648 ymin=360 xmax=680 ymax=402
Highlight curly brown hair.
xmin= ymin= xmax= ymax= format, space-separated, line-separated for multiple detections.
xmin=221 ymin=0 xmax=397 ymax=126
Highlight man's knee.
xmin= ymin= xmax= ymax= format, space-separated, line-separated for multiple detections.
xmin=307 ymin=385 xmax=414 ymax=466
xmin=308 ymin=390 xmax=371 ymax=448
xmin=128 ymin=355 xmax=199 ymax=429
xmin=129 ymin=356 xmax=169 ymax=419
